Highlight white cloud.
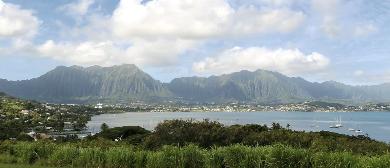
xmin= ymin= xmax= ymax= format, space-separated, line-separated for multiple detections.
xmin=37 ymin=40 xmax=120 ymax=66
xmin=256 ymin=0 xmax=303 ymax=7
xmin=193 ymin=47 xmax=330 ymax=76
xmin=311 ymin=0 xmax=378 ymax=38
xmin=230 ymin=7 xmax=304 ymax=35
xmin=351 ymin=71 xmax=390 ymax=85
xmin=0 ymin=0 xmax=39 ymax=38
xmin=40 ymin=0 xmax=305 ymax=67
xmin=354 ymin=70 xmax=364 ymax=77
xmin=123 ymin=39 xmax=196 ymax=66
xmin=321 ymin=17 xmax=340 ymax=38
xmin=35 ymin=39 xmax=196 ymax=67
xmin=111 ymin=0 xmax=305 ymax=39
xmin=60 ymin=0 xmax=95 ymax=17
xmin=311 ymin=0 xmax=341 ymax=38
xmin=354 ymin=24 xmax=378 ymax=37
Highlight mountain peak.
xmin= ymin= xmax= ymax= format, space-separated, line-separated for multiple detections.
xmin=116 ymin=64 xmax=138 ymax=68
xmin=322 ymin=80 xmax=345 ymax=86
xmin=2 ymin=65 xmax=390 ymax=104
xmin=51 ymin=64 xmax=142 ymax=73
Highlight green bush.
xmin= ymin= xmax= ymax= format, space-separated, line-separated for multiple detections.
xmin=0 ymin=154 xmax=17 ymax=164
xmin=1 ymin=141 xmax=390 ymax=168
xmin=14 ymin=142 xmax=39 ymax=164
xmin=358 ymin=155 xmax=390 ymax=168
xmin=0 ymin=140 xmax=16 ymax=155
xmin=134 ymin=151 xmax=148 ymax=168
xmin=48 ymin=145 xmax=79 ymax=167
xmin=145 ymin=152 xmax=164 ymax=168
xmin=179 ymin=145 xmax=206 ymax=168
xmin=206 ymin=147 xmax=225 ymax=168
xmin=146 ymin=146 xmax=181 ymax=168
xmin=223 ymin=145 xmax=249 ymax=168
xmin=31 ymin=142 xmax=56 ymax=160
xmin=74 ymin=147 xmax=106 ymax=167
xmin=266 ymin=144 xmax=310 ymax=168
xmin=312 ymin=152 xmax=358 ymax=168
xmin=106 ymin=147 xmax=136 ymax=168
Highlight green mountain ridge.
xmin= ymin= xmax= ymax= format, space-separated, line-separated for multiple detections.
xmin=1 ymin=64 xmax=390 ymax=104
xmin=0 ymin=64 xmax=171 ymax=103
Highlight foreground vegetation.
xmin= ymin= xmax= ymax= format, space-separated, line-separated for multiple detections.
xmin=0 ymin=142 xmax=389 ymax=168
xmin=0 ymin=119 xmax=389 ymax=167
xmin=89 ymin=120 xmax=390 ymax=155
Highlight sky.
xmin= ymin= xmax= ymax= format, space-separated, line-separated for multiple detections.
xmin=0 ymin=0 xmax=390 ymax=85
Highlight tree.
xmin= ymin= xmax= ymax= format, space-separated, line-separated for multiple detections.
xmin=101 ymin=123 xmax=109 ymax=132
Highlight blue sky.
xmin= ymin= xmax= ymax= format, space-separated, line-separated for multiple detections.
xmin=0 ymin=0 xmax=390 ymax=85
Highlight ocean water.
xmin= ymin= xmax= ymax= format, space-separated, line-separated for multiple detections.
xmin=87 ymin=111 xmax=390 ymax=142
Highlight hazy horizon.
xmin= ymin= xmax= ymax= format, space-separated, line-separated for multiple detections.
xmin=1 ymin=0 xmax=390 ymax=85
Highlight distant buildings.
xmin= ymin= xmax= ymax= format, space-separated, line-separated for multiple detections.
xmin=95 ymin=103 xmax=103 ymax=109
xmin=20 ymin=110 xmax=30 ymax=115
xmin=63 ymin=122 xmax=74 ymax=131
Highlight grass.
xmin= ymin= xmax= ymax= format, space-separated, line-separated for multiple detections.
xmin=0 ymin=163 xmax=54 ymax=168
xmin=1 ymin=142 xmax=390 ymax=168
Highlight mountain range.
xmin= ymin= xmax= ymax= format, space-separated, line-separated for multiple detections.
xmin=1 ymin=64 xmax=390 ymax=104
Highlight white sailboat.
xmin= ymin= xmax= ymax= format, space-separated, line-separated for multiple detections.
xmin=335 ymin=116 xmax=343 ymax=128
xmin=355 ymin=129 xmax=363 ymax=134
xmin=329 ymin=116 xmax=343 ymax=128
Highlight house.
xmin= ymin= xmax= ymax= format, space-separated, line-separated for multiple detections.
xmin=45 ymin=127 xmax=54 ymax=132
xmin=20 ymin=110 xmax=30 ymax=115
xmin=94 ymin=103 xmax=103 ymax=109
xmin=63 ymin=122 xmax=74 ymax=131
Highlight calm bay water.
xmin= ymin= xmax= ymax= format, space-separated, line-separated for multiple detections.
xmin=87 ymin=111 xmax=390 ymax=142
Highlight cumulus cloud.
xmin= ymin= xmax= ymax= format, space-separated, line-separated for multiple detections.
xmin=256 ymin=0 xmax=304 ymax=7
xmin=351 ymin=71 xmax=390 ymax=85
xmin=34 ymin=0 xmax=305 ymax=67
xmin=354 ymin=70 xmax=364 ymax=77
xmin=193 ymin=47 xmax=330 ymax=76
xmin=35 ymin=39 xmax=196 ymax=67
xmin=311 ymin=0 xmax=341 ymax=37
xmin=111 ymin=0 xmax=305 ymax=39
xmin=122 ymin=39 xmax=196 ymax=66
xmin=36 ymin=40 xmax=120 ymax=66
xmin=60 ymin=0 xmax=95 ymax=17
xmin=354 ymin=24 xmax=378 ymax=37
xmin=0 ymin=0 xmax=39 ymax=38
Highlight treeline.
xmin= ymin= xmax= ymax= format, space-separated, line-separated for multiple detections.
xmin=89 ymin=120 xmax=390 ymax=155
xmin=0 ymin=142 xmax=389 ymax=168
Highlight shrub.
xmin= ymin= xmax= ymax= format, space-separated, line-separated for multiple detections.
xmin=14 ymin=142 xmax=39 ymax=164
xmin=48 ymin=145 xmax=79 ymax=167
xmin=145 ymin=152 xmax=164 ymax=168
xmin=223 ymin=145 xmax=249 ymax=168
xmin=134 ymin=151 xmax=148 ymax=168
xmin=206 ymin=147 xmax=225 ymax=168
xmin=74 ymin=147 xmax=106 ymax=167
xmin=0 ymin=154 xmax=17 ymax=164
xmin=312 ymin=152 xmax=358 ymax=168
xmin=358 ymin=155 xmax=390 ymax=168
xmin=266 ymin=144 xmax=310 ymax=168
xmin=106 ymin=147 xmax=136 ymax=168
xmin=1 ymin=140 xmax=389 ymax=168
xmin=242 ymin=146 xmax=269 ymax=168
xmin=180 ymin=145 xmax=206 ymax=168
